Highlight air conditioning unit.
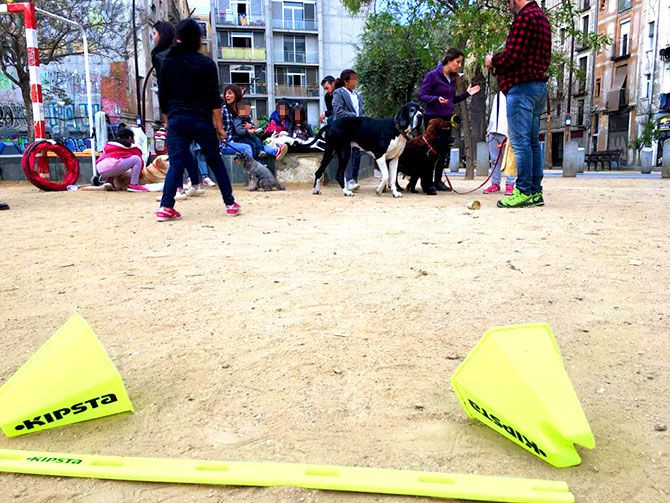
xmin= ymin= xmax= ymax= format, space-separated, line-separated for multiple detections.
xmin=660 ymin=46 xmax=670 ymax=62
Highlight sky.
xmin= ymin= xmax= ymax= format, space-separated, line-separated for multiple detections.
xmin=190 ymin=0 xmax=210 ymax=14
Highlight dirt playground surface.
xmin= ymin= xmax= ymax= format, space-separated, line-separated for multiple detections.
xmin=0 ymin=176 xmax=668 ymax=503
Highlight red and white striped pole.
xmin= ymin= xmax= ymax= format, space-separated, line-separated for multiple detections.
xmin=0 ymin=2 xmax=46 ymax=141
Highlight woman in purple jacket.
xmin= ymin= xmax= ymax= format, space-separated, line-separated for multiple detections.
xmin=419 ymin=48 xmax=480 ymax=191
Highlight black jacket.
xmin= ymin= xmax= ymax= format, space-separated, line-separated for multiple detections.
xmin=158 ymin=47 xmax=222 ymax=118
xmin=324 ymin=92 xmax=334 ymax=118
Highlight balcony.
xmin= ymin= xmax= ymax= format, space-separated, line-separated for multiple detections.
xmin=274 ymin=85 xmax=319 ymax=97
xmin=610 ymin=43 xmax=630 ymax=62
xmin=215 ymin=13 xmax=265 ymax=28
xmin=273 ymin=51 xmax=318 ymax=64
xmin=272 ymin=19 xmax=317 ymax=31
xmin=245 ymin=82 xmax=268 ymax=95
xmin=220 ymin=47 xmax=266 ymax=61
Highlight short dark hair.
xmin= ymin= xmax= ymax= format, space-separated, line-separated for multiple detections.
xmin=238 ymin=99 xmax=251 ymax=108
xmin=321 ymin=75 xmax=335 ymax=86
xmin=175 ymin=19 xmax=202 ymax=52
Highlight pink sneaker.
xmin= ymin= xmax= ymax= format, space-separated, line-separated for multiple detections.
xmin=127 ymin=183 xmax=149 ymax=192
xmin=226 ymin=202 xmax=241 ymax=217
xmin=155 ymin=207 xmax=182 ymax=222
xmin=483 ymin=183 xmax=500 ymax=194
xmin=505 ymin=183 xmax=515 ymax=195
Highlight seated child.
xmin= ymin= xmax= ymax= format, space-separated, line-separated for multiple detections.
xmin=96 ymin=128 xmax=148 ymax=192
xmin=234 ymin=100 xmax=287 ymax=162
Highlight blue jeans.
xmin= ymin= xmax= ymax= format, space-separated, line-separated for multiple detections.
xmin=161 ymin=113 xmax=235 ymax=208
xmin=488 ymin=132 xmax=515 ymax=186
xmin=190 ymin=143 xmax=208 ymax=179
xmin=345 ymin=147 xmax=361 ymax=183
xmin=236 ymin=135 xmax=277 ymax=158
xmin=506 ymin=81 xmax=547 ymax=195
xmin=220 ymin=141 xmax=253 ymax=158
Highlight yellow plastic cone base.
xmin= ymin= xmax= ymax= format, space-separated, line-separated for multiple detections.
xmin=451 ymin=323 xmax=594 ymax=467
xmin=0 ymin=448 xmax=574 ymax=502
xmin=0 ymin=314 xmax=133 ymax=437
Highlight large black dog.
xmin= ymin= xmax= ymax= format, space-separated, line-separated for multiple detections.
xmin=397 ymin=118 xmax=454 ymax=195
xmin=311 ymin=102 xmax=423 ymax=197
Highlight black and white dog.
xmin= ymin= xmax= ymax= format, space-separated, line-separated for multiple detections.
xmin=311 ymin=102 xmax=423 ymax=197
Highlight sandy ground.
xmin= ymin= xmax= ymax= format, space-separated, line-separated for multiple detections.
xmin=0 ymin=176 xmax=668 ymax=503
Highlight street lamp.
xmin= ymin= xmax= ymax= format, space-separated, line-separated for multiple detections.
xmin=565 ymin=115 xmax=572 ymax=127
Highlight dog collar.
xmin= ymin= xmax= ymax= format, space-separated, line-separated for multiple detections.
xmin=422 ymin=135 xmax=438 ymax=157
xmin=394 ymin=119 xmax=410 ymax=140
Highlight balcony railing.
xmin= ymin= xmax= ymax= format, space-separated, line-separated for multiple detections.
xmin=244 ymin=82 xmax=268 ymax=95
xmin=216 ymin=13 xmax=265 ymax=27
xmin=220 ymin=47 xmax=266 ymax=61
xmin=272 ymin=19 xmax=317 ymax=31
xmin=274 ymin=85 xmax=319 ymax=97
xmin=610 ymin=43 xmax=630 ymax=61
xmin=273 ymin=51 xmax=318 ymax=64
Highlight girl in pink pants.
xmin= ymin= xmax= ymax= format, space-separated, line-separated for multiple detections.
xmin=96 ymin=128 xmax=148 ymax=192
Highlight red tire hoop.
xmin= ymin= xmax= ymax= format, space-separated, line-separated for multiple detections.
xmin=22 ymin=140 xmax=80 ymax=191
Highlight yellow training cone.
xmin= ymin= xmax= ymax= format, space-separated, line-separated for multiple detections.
xmin=450 ymin=323 xmax=594 ymax=468
xmin=0 ymin=314 xmax=133 ymax=437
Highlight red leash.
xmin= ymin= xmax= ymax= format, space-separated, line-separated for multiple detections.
xmin=442 ymin=138 xmax=507 ymax=195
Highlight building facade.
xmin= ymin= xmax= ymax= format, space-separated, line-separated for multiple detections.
xmin=635 ymin=0 xmax=670 ymax=162
xmin=542 ymin=0 xmax=599 ymax=165
xmin=209 ymin=0 xmax=367 ymax=124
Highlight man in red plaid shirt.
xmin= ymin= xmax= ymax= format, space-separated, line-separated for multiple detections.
xmin=486 ymin=0 xmax=551 ymax=208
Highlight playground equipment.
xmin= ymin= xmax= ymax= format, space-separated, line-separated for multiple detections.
xmin=0 ymin=2 xmax=95 ymax=190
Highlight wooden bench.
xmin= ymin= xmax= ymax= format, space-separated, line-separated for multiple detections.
xmin=585 ymin=149 xmax=622 ymax=171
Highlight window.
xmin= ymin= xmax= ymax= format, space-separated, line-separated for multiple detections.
xmin=231 ymin=33 xmax=252 ymax=48
xmin=578 ymin=57 xmax=588 ymax=93
xmin=560 ymin=28 xmax=566 ymax=45
xmin=595 ymin=78 xmax=601 ymax=97
xmin=577 ymin=99 xmax=585 ymax=126
xmin=283 ymin=34 xmax=306 ymax=62
xmin=619 ymin=20 xmax=630 ymax=56
xmin=643 ymin=73 xmax=651 ymax=99
xmin=618 ymin=0 xmax=631 ymax=12
xmin=582 ymin=15 xmax=590 ymax=37
xmin=649 ymin=21 xmax=655 ymax=39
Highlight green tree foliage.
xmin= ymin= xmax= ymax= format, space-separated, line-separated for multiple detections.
xmin=353 ymin=10 xmax=448 ymax=118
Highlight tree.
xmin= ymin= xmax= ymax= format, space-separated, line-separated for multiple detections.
xmin=353 ymin=10 xmax=448 ymax=119
xmin=630 ymin=121 xmax=661 ymax=164
xmin=0 ymin=0 xmax=130 ymax=140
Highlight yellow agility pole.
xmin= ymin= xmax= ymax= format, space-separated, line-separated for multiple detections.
xmin=0 ymin=448 xmax=574 ymax=502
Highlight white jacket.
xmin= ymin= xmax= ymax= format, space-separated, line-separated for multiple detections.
xmin=487 ymin=91 xmax=508 ymax=137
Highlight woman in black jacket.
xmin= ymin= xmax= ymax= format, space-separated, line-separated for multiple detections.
xmin=150 ymin=21 xmax=175 ymax=86
xmin=156 ymin=19 xmax=239 ymax=221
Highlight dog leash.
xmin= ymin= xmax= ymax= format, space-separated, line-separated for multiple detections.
xmin=442 ymin=138 xmax=506 ymax=195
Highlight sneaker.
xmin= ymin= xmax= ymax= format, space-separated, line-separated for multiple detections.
xmin=226 ymin=202 xmax=241 ymax=217
xmin=483 ymin=183 xmax=500 ymax=194
xmin=528 ymin=192 xmax=545 ymax=207
xmin=505 ymin=183 xmax=515 ymax=196
xmin=127 ymin=183 xmax=149 ymax=192
xmin=346 ymin=180 xmax=360 ymax=191
xmin=183 ymin=178 xmax=192 ymax=190
xmin=202 ymin=176 xmax=216 ymax=187
xmin=497 ymin=188 xmax=532 ymax=208
xmin=275 ymin=144 xmax=288 ymax=162
xmin=155 ymin=207 xmax=182 ymax=222
xmin=186 ymin=184 xmax=205 ymax=197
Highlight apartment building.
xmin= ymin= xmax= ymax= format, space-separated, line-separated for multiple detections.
xmin=542 ymin=0 xmax=599 ymax=165
xmin=591 ymin=0 xmax=644 ymax=160
xmin=210 ymin=0 xmax=368 ymax=123
xmin=635 ymin=0 xmax=670 ymax=162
